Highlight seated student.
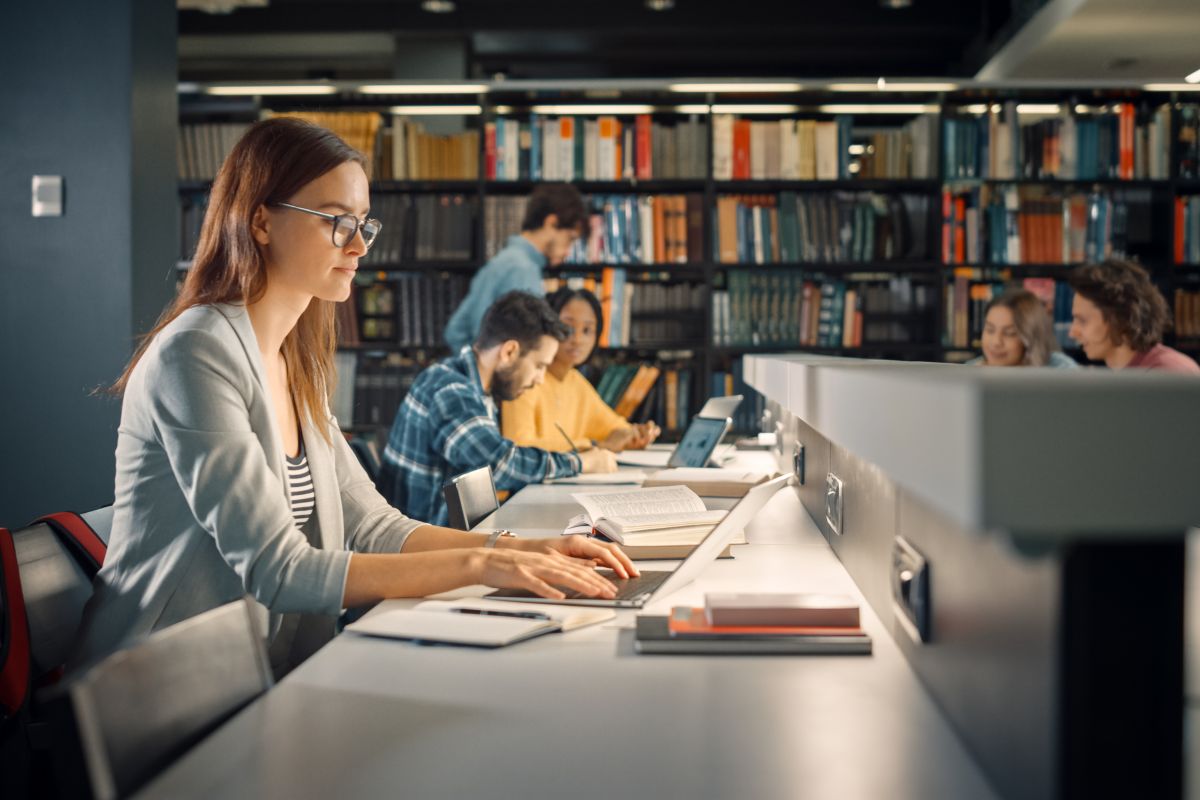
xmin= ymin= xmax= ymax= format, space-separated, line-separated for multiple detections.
xmin=73 ymin=119 xmax=634 ymax=676
xmin=377 ymin=291 xmax=618 ymax=526
xmin=502 ymin=287 xmax=661 ymax=452
xmin=1068 ymin=259 xmax=1200 ymax=374
xmin=443 ymin=183 xmax=587 ymax=352
xmin=966 ymin=289 xmax=1078 ymax=368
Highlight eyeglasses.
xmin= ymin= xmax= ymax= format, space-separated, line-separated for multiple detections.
xmin=272 ymin=202 xmax=382 ymax=250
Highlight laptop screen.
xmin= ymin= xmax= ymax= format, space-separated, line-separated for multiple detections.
xmin=667 ymin=416 xmax=729 ymax=468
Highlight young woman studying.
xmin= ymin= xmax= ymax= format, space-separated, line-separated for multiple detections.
xmin=966 ymin=289 xmax=1078 ymax=368
xmin=500 ymin=287 xmax=660 ymax=453
xmin=73 ymin=119 xmax=635 ymax=675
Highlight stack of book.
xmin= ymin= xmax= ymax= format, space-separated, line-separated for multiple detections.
xmin=713 ymin=271 xmax=934 ymax=349
xmin=484 ymin=114 xmax=707 ymax=181
xmin=367 ymin=194 xmax=476 ymax=263
xmin=635 ymin=593 xmax=871 ymax=655
xmin=378 ymin=117 xmax=479 ymax=180
xmin=943 ymin=102 xmax=1171 ymax=180
xmin=715 ymin=191 xmax=932 ymax=264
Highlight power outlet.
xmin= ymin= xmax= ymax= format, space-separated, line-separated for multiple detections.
xmin=792 ymin=443 xmax=805 ymax=486
xmin=825 ymin=472 xmax=844 ymax=535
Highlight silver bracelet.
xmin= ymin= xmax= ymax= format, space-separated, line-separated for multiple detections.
xmin=484 ymin=529 xmax=516 ymax=548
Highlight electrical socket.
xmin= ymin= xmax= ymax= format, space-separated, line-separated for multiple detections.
xmin=825 ymin=472 xmax=843 ymax=535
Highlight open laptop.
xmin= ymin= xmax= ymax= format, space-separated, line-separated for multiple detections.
xmin=616 ymin=394 xmax=743 ymax=469
xmin=485 ymin=473 xmax=793 ymax=608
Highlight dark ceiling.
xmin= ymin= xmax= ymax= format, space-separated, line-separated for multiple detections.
xmin=179 ymin=0 xmax=1033 ymax=82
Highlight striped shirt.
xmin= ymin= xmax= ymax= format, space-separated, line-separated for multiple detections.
xmin=285 ymin=444 xmax=315 ymax=529
xmin=375 ymin=347 xmax=581 ymax=525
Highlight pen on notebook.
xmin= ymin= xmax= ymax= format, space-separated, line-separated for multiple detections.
xmin=451 ymin=608 xmax=551 ymax=621
xmin=553 ymin=422 xmax=579 ymax=454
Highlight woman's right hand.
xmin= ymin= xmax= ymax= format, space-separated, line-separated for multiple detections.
xmin=475 ymin=548 xmax=618 ymax=600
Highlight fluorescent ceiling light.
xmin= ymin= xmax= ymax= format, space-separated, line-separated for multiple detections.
xmin=962 ymin=104 xmax=989 ymax=114
xmin=389 ymin=105 xmax=482 ymax=115
xmin=1016 ymin=104 xmax=1061 ymax=114
xmin=817 ymin=104 xmax=937 ymax=114
xmin=848 ymin=144 xmax=866 ymax=155
xmin=674 ymin=104 xmax=712 ymax=114
xmin=1187 ymin=68 xmax=1200 ymax=84
xmin=669 ymin=82 xmax=803 ymax=93
xmin=1145 ymin=83 xmax=1200 ymax=91
xmin=492 ymin=105 xmax=514 ymax=114
xmin=206 ymin=85 xmax=337 ymax=96
xmin=530 ymin=104 xmax=656 ymax=114
xmin=358 ymin=84 xmax=487 ymax=95
xmin=827 ymin=82 xmax=959 ymax=92
xmin=710 ymin=104 xmax=800 ymax=114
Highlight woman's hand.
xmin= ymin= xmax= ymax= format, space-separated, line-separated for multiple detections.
xmin=476 ymin=547 xmax=622 ymax=600
xmin=624 ymin=421 xmax=661 ymax=450
xmin=520 ymin=534 xmax=640 ymax=579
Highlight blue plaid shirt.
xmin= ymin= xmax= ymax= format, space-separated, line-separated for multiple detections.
xmin=376 ymin=348 xmax=582 ymax=525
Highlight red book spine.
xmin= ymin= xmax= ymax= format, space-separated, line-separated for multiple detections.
xmin=1176 ymin=197 xmax=1187 ymax=264
xmin=635 ymin=114 xmax=652 ymax=180
xmin=732 ymin=120 xmax=751 ymax=180
xmin=941 ymin=188 xmax=953 ymax=264
xmin=484 ymin=122 xmax=497 ymax=179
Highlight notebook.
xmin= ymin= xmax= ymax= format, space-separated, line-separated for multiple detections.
xmin=346 ymin=598 xmax=614 ymax=647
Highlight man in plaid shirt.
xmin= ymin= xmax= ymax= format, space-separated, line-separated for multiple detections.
xmin=377 ymin=291 xmax=617 ymax=525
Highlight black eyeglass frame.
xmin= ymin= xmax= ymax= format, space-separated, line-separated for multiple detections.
xmin=272 ymin=202 xmax=382 ymax=250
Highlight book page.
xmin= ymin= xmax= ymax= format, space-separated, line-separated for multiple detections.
xmin=572 ymin=485 xmax=708 ymax=523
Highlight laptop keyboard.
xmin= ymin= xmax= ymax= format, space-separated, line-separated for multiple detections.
xmin=558 ymin=569 xmax=670 ymax=601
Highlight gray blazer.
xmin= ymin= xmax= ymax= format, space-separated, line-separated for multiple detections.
xmin=73 ymin=303 xmax=423 ymax=666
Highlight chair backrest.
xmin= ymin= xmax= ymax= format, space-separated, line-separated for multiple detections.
xmin=0 ymin=509 xmax=108 ymax=719
xmin=47 ymin=598 xmax=272 ymax=800
xmin=442 ymin=466 xmax=500 ymax=530
xmin=348 ymin=436 xmax=381 ymax=484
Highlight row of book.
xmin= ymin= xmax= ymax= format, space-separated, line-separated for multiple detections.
xmin=336 ymin=274 xmax=469 ymax=348
xmin=712 ymin=271 xmax=936 ymax=348
xmin=714 ymin=191 xmax=932 ymax=264
xmin=942 ymin=186 xmax=1135 ymax=265
xmin=943 ymin=272 xmax=1074 ymax=350
xmin=177 ymin=121 xmax=253 ymax=182
xmin=712 ymin=114 xmax=937 ymax=180
xmin=332 ymin=352 xmax=426 ymax=430
xmin=595 ymin=268 xmax=706 ymax=348
xmin=378 ymin=118 xmax=479 ymax=180
xmin=569 ymin=194 xmax=703 ymax=265
xmin=591 ymin=361 xmax=696 ymax=433
xmin=1174 ymin=196 xmax=1200 ymax=265
xmin=943 ymin=103 xmax=1172 ymax=180
xmin=366 ymin=194 xmax=476 ymax=264
xmin=275 ymin=111 xmax=383 ymax=176
xmin=485 ymin=115 xmax=707 ymax=181
xmin=180 ymin=193 xmax=208 ymax=260
xmin=1176 ymin=288 xmax=1200 ymax=340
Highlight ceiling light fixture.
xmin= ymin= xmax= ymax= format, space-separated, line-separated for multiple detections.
xmin=420 ymin=0 xmax=456 ymax=12
xmin=1015 ymin=104 xmax=1062 ymax=115
xmin=1187 ymin=68 xmax=1200 ymax=84
xmin=816 ymin=104 xmax=937 ymax=114
xmin=389 ymin=105 xmax=482 ymax=115
xmin=674 ymin=104 xmax=712 ymax=114
xmin=669 ymin=82 xmax=803 ymax=93
xmin=1144 ymin=83 xmax=1200 ymax=92
xmin=827 ymin=81 xmax=959 ymax=92
xmin=358 ymin=83 xmax=487 ymax=95
xmin=646 ymin=0 xmax=675 ymax=9
xmin=709 ymin=103 xmax=801 ymax=114
xmin=205 ymin=84 xmax=338 ymax=96
xmin=530 ymin=104 xmax=656 ymax=114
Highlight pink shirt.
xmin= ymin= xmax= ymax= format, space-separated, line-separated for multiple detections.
xmin=1126 ymin=344 xmax=1200 ymax=375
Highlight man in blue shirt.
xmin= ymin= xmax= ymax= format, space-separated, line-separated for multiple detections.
xmin=444 ymin=183 xmax=587 ymax=351
xmin=379 ymin=291 xmax=617 ymax=525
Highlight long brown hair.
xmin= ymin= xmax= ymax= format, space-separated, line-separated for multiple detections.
xmin=985 ymin=289 xmax=1061 ymax=366
xmin=113 ymin=117 xmax=366 ymax=443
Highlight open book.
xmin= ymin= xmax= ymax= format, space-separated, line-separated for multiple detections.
xmin=345 ymin=598 xmax=614 ymax=648
xmin=569 ymin=485 xmax=729 ymax=545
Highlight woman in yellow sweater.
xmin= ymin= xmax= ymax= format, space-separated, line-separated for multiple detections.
xmin=502 ymin=288 xmax=660 ymax=452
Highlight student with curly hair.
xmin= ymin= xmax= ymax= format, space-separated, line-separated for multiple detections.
xmin=1067 ymin=259 xmax=1200 ymax=374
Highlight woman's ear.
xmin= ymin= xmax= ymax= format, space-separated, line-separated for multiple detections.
xmin=250 ymin=205 xmax=271 ymax=247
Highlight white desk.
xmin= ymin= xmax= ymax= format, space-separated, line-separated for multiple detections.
xmin=137 ymin=456 xmax=999 ymax=800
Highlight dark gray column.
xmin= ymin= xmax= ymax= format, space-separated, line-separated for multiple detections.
xmin=0 ymin=0 xmax=177 ymax=525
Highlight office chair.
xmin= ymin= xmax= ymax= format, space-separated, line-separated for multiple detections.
xmin=347 ymin=436 xmax=381 ymax=484
xmin=44 ymin=597 xmax=273 ymax=800
xmin=442 ymin=466 xmax=500 ymax=530
xmin=0 ymin=508 xmax=110 ymax=797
